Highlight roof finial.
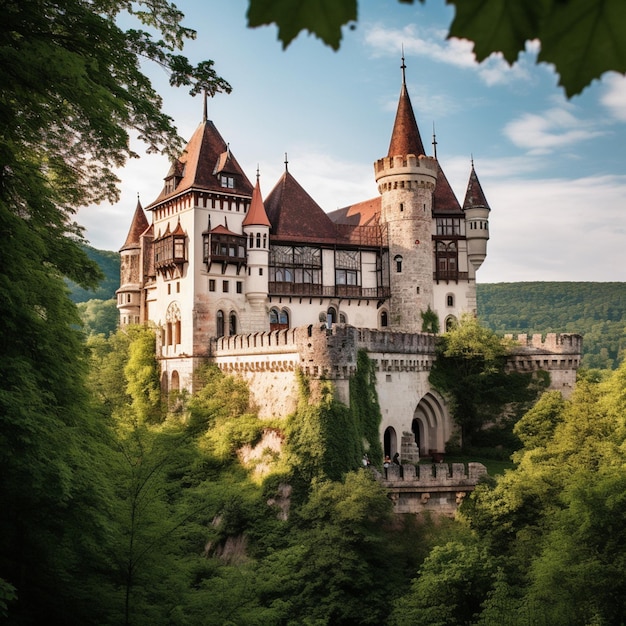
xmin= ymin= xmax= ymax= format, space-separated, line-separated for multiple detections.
xmin=471 ymin=153 xmax=474 ymax=168
xmin=284 ymin=152 xmax=288 ymax=172
xmin=203 ymin=88 xmax=208 ymax=123
xmin=401 ymin=45 xmax=406 ymax=85
xmin=256 ymin=164 xmax=260 ymax=181
xmin=432 ymin=122 xmax=438 ymax=159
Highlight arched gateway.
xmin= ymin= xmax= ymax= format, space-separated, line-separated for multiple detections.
xmin=411 ymin=391 xmax=450 ymax=458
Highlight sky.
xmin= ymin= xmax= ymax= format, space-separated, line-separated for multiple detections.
xmin=78 ymin=0 xmax=626 ymax=284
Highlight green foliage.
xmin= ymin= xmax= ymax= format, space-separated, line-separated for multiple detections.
xmin=245 ymin=0 xmax=626 ymax=96
xmin=390 ymin=538 xmax=498 ymax=626
xmin=68 ymin=247 xmax=121 ymax=302
xmin=77 ymin=298 xmax=119 ymax=336
xmin=478 ymin=282 xmax=626 ymax=369
xmin=349 ymin=349 xmax=384 ymax=466
xmin=429 ymin=314 xmax=543 ymax=450
xmin=420 ymin=305 xmax=440 ymax=334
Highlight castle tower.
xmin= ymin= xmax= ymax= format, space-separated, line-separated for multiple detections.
xmin=463 ymin=161 xmax=491 ymax=275
xmin=117 ymin=197 xmax=148 ymax=326
xmin=374 ymin=60 xmax=438 ymax=332
xmin=242 ymin=171 xmax=271 ymax=329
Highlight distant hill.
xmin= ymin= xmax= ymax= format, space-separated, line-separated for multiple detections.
xmin=477 ymin=282 xmax=626 ymax=369
xmin=68 ymin=252 xmax=625 ymax=369
xmin=67 ymin=246 xmax=120 ymax=303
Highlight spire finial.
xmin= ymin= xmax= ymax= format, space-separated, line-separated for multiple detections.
xmin=471 ymin=153 xmax=474 ymax=168
xmin=432 ymin=122 xmax=438 ymax=159
xmin=256 ymin=164 xmax=260 ymax=181
xmin=202 ymin=88 xmax=208 ymax=123
xmin=284 ymin=152 xmax=288 ymax=172
xmin=401 ymin=45 xmax=406 ymax=85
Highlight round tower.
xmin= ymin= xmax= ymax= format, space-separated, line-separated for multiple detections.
xmin=375 ymin=61 xmax=438 ymax=332
xmin=242 ymin=172 xmax=270 ymax=330
xmin=117 ymin=197 xmax=149 ymax=326
xmin=463 ymin=161 xmax=491 ymax=276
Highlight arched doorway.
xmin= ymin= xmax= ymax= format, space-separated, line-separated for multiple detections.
xmin=170 ymin=370 xmax=180 ymax=392
xmin=384 ymin=426 xmax=397 ymax=458
xmin=412 ymin=392 xmax=449 ymax=457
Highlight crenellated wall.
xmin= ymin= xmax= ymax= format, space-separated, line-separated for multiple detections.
xmin=375 ymin=462 xmax=488 ymax=515
xmin=506 ymin=333 xmax=582 ymax=398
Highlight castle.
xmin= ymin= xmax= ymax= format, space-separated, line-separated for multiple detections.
xmin=117 ymin=62 xmax=581 ymax=462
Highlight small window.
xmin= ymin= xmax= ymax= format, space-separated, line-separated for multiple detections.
xmin=222 ymin=280 xmax=229 ymax=293
xmin=380 ymin=310 xmax=388 ymax=327
xmin=447 ymin=294 xmax=454 ymax=307
xmin=167 ymin=284 xmax=171 ymax=295
xmin=394 ymin=255 xmax=403 ymax=273
xmin=209 ymin=279 xmax=216 ymax=292
xmin=176 ymin=282 xmax=180 ymax=293
xmin=399 ymin=203 xmax=404 ymax=212
xmin=216 ymin=310 xmax=225 ymax=337
xmin=259 ymin=268 xmax=263 ymax=276
xmin=220 ymin=175 xmax=234 ymax=188
xmin=236 ymin=281 xmax=242 ymax=294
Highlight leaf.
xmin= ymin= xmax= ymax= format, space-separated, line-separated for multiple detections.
xmin=538 ymin=0 xmax=626 ymax=97
xmin=247 ymin=0 xmax=357 ymax=50
xmin=448 ymin=0 xmax=546 ymax=64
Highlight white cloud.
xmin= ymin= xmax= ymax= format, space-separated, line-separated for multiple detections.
xmin=503 ymin=105 xmax=605 ymax=154
xmin=363 ymin=23 xmax=531 ymax=87
xmin=600 ymin=73 xmax=626 ymax=122
xmin=478 ymin=174 xmax=626 ymax=282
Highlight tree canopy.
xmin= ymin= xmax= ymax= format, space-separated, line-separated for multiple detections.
xmin=247 ymin=0 xmax=626 ymax=97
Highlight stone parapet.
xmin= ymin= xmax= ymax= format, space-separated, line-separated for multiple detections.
xmin=506 ymin=333 xmax=582 ymax=354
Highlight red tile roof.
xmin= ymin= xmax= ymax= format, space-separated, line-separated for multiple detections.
xmin=242 ymin=176 xmax=271 ymax=227
xmin=328 ymin=197 xmax=381 ymax=227
xmin=264 ymin=170 xmax=339 ymax=243
xmin=147 ymin=120 xmax=253 ymax=208
xmin=433 ymin=164 xmax=463 ymax=215
xmin=121 ymin=199 xmax=149 ymax=250
xmin=463 ymin=165 xmax=491 ymax=211
xmin=387 ymin=82 xmax=427 ymax=158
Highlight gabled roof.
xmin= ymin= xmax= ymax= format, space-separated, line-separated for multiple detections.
xmin=121 ymin=198 xmax=149 ymax=251
xmin=433 ymin=164 xmax=463 ymax=216
xmin=328 ymin=197 xmax=381 ymax=227
xmin=463 ymin=164 xmax=491 ymax=211
xmin=148 ymin=120 xmax=253 ymax=207
xmin=387 ymin=81 xmax=427 ymax=158
xmin=209 ymin=223 xmax=242 ymax=237
xmin=264 ymin=170 xmax=338 ymax=243
xmin=242 ymin=176 xmax=271 ymax=227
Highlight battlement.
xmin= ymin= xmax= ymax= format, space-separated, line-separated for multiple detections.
xmin=375 ymin=462 xmax=488 ymax=515
xmin=506 ymin=332 xmax=582 ymax=354
xmin=374 ymin=153 xmax=438 ymax=176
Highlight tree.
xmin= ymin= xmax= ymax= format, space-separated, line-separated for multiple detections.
xmin=429 ymin=313 xmax=542 ymax=450
xmin=247 ymin=0 xmax=626 ymax=97
xmin=1 ymin=2 xmax=229 ymax=621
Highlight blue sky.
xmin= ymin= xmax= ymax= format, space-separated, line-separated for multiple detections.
xmin=79 ymin=0 xmax=626 ymax=283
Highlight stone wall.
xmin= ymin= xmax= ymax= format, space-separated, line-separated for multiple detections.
xmin=377 ymin=462 xmax=488 ymax=515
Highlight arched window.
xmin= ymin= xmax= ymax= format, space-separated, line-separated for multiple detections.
xmin=170 ymin=371 xmax=180 ymax=392
xmin=447 ymin=294 xmax=454 ymax=307
xmin=269 ymin=307 xmax=289 ymax=331
xmin=394 ymin=254 xmax=403 ymax=273
xmin=216 ymin=310 xmax=225 ymax=337
xmin=445 ymin=315 xmax=457 ymax=331
xmin=229 ymin=311 xmax=237 ymax=336
xmin=327 ymin=307 xmax=337 ymax=325
xmin=339 ymin=312 xmax=347 ymax=324
xmin=380 ymin=310 xmax=389 ymax=328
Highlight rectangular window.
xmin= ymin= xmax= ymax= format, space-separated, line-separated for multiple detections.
xmin=222 ymin=280 xmax=229 ymax=293
xmin=209 ymin=279 xmax=216 ymax=292
xmin=236 ymin=281 xmax=242 ymax=294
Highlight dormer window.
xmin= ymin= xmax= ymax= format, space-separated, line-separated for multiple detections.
xmin=220 ymin=175 xmax=234 ymax=188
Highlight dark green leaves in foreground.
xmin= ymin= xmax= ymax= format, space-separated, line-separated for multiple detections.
xmin=247 ymin=0 xmax=626 ymax=96
xmin=247 ymin=0 xmax=357 ymax=50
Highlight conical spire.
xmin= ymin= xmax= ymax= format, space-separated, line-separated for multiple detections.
xmin=387 ymin=57 xmax=426 ymax=158
xmin=242 ymin=170 xmax=271 ymax=227
xmin=463 ymin=162 xmax=491 ymax=211
xmin=121 ymin=197 xmax=149 ymax=250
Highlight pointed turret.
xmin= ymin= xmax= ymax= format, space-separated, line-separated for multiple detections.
xmin=117 ymin=197 xmax=150 ymax=326
xmin=387 ymin=59 xmax=427 ymax=158
xmin=375 ymin=58 xmax=437 ymax=332
xmin=243 ymin=173 xmax=270 ymax=326
xmin=463 ymin=162 xmax=490 ymax=273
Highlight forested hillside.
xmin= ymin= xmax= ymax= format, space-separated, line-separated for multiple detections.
xmin=478 ymin=282 xmax=626 ymax=369
xmin=67 ymin=246 xmax=120 ymax=303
